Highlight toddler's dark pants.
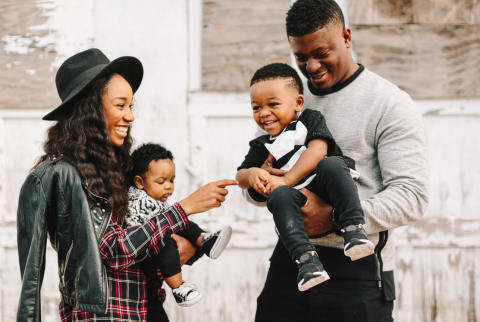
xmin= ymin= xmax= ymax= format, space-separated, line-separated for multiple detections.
xmin=266 ymin=156 xmax=365 ymax=261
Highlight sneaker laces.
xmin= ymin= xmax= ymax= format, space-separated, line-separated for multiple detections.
xmin=202 ymin=231 xmax=217 ymax=243
xmin=175 ymin=282 xmax=197 ymax=297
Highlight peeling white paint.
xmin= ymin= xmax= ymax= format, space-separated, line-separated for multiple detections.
xmin=1 ymin=35 xmax=34 ymax=55
xmin=1 ymin=0 xmax=95 ymax=70
xmin=25 ymin=69 xmax=36 ymax=76
xmin=33 ymin=0 xmax=95 ymax=69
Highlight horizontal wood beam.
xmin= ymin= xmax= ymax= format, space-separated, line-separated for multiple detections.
xmin=348 ymin=0 xmax=480 ymax=24
xmin=351 ymin=24 xmax=480 ymax=98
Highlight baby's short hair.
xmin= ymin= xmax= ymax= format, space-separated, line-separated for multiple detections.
xmin=250 ymin=63 xmax=304 ymax=94
xmin=286 ymin=0 xmax=345 ymax=37
xmin=128 ymin=143 xmax=173 ymax=186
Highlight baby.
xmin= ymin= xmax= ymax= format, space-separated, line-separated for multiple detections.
xmin=127 ymin=143 xmax=232 ymax=309
xmin=237 ymin=63 xmax=374 ymax=291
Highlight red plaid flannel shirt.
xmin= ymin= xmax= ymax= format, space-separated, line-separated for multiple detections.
xmin=59 ymin=203 xmax=189 ymax=321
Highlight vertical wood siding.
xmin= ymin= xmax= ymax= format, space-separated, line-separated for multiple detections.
xmin=201 ymin=0 xmax=291 ymax=92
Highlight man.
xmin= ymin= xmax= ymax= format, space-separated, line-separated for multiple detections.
xmin=251 ymin=1 xmax=430 ymax=321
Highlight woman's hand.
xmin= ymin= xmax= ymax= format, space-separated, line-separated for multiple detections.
xmin=179 ymin=179 xmax=238 ymax=215
xmin=299 ymin=188 xmax=334 ymax=236
xmin=171 ymin=234 xmax=196 ymax=266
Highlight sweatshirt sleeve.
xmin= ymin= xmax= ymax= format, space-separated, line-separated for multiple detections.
xmin=99 ymin=203 xmax=189 ymax=270
xmin=362 ymin=92 xmax=430 ymax=234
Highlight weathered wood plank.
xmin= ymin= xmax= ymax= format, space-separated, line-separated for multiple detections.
xmin=1 ymin=115 xmax=49 ymax=222
xmin=348 ymin=0 xmax=480 ymax=24
xmin=0 ymin=0 xmax=59 ymax=109
xmin=0 ymin=119 xmax=5 ymax=221
xmin=394 ymin=114 xmax=480 ymax=247
xmin=155 ymin=248 xmax=272 ymax=322
xmin=352 ymin=24 xmax=480 ymax=98
xmin=202 ymin=0 xmax=291 ymax=92
xmin=395 ymin=247 xmax=480 ymax=322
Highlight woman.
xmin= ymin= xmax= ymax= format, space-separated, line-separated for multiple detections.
xmin=16 ymin=48 xmax=236 ymax=321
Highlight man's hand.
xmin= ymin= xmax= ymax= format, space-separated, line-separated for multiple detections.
xmin=179 ymin=179 xmax=238 ymax=215
xmin=300 ymin=188 xmax=334 ymax=236
xmin=171 ymin=234 xmax=196 ymax=266
xmin=261 ymin=153 xmax=287 ymax=176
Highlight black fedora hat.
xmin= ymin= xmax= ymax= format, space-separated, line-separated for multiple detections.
xmin=43 ymin=48 xmax=143 ymax=120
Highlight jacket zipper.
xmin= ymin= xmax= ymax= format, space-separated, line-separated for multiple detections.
xmin=83 ymin=183 xmax=111 ymax=312
xmin=375 ymin=231 xmax=388 ymax=289
xmin=62 ymin=242 xmax=74 ymax=287
xmin=83 ymin=183 xmax=110 ymax=204
xmin=376 ymin=254 xmax=382 ymax=289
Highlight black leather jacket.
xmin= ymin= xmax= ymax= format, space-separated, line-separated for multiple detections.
xmin=17 ymin=157 xmax=112 ymax=321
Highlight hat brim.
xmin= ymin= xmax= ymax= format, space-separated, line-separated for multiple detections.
xmin=42 ymin=56 xmax=143 ymax=121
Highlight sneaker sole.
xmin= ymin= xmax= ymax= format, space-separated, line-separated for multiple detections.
xmin=209 ymin=226 xmax=232 ymax=259
xmin=298 ymin=271 xmax=330 ymax=292
xmin=344 ymin=240 xmax=375 ymax=261
xmin=176 ymin=292 xmax=202 ymax=307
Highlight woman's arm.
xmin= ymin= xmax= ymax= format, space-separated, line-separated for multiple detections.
xmin=100 ymin=179 xmax=237 ymax=270
xmin=100 ymin=203 xmax=189 ymax=270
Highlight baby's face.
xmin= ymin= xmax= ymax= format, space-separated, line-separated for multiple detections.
xmin=142 ymin=159 xmax=175 ymax=202
xmin=250 ymin=78 xmax=303 ymax=137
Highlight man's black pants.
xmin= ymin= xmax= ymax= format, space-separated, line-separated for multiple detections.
xmin=255 ymin=241 xmax=394 ymax=322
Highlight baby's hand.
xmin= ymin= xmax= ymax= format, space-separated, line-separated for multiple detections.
xmin=265 ymin=175 xmax=288 ymax=194
xmin=248 ymin=168 xmax=270 ymax=195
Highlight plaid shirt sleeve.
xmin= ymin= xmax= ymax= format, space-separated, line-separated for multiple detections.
xmin=99 ymin=202 xmax=190 ymax=270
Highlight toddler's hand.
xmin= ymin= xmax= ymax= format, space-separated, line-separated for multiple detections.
xmin=261 ymin=153 xmax=287 ymax=176
xmin=248 ymin=168 xmax=270 ymax=195
xmin=265 ymin=175 xmax=288 ymax=194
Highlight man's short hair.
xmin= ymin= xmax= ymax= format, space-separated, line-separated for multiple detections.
xmin=128 ymin=143 xmax=173 ymax=185
xmin=286 ymin=0 xmax=345 ymax=37
xmin=250 ymin=63 xmax=304 ymax=94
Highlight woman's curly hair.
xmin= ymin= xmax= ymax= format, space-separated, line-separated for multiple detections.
xmin=37 ymin=73 xmax=132 ymax=220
